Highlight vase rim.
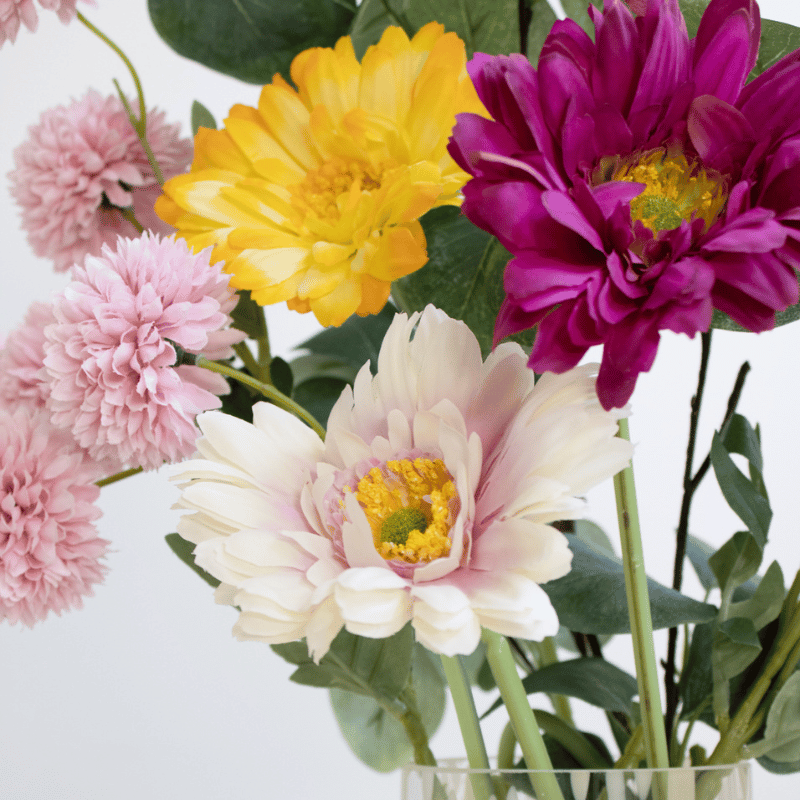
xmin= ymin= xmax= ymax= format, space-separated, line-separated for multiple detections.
xmin=401 ymin=759 xmax=751 ymax=775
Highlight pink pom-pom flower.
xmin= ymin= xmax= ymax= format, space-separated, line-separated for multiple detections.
xmin=44 ymin=233 xmax=246 ymax=471
xmin=0 ymin=407 xmax=107 ymax=626
xmin=0 ymin=0 xmax=92 ymax=48
xmin=10 ymin=89 xmax=192 ymax=272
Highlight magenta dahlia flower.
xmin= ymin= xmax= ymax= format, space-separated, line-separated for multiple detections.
xmin=0 ymin=300 xmax=55 ymax=410
xmin=0 ymin=0 xmax=91 ymax=47
xmin=0 ymin=407 xmax=107 ymax=626
xmin=10 ymin=90 xmax=192 ymax=272
xmin=43 ymin=233 xmax=246 ymax=471
xmin=448 ymin=0 xmax=800 ymax=409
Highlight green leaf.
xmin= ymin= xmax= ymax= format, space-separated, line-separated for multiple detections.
xmin=219 ymin=374 xmax=255 ymax=422
xmin=709 ymin=531 xmax=763 ymax=596
xmin=164 ymin=533 xmax=220 ymax=588
xmin=678 ymin=0 xmax=710 ymax=39
xmin=483 ymin=657 xmax=638 ymax=718
xmin=542 ymin=537 xmax=717 ymax=634
xmin=272 ymin=625 xmax=415 ymax=700
xmin=686 ymin=534 xmax=718 ymax=591
xmin=721 ymin=413 xmax=763 ymax=473
xmin=292 ymin=376 xmax=348 ymax=427
xmin=680 ymin=622 xmax=713 ymax=719
xmin=230 ymin=291 xmax=266 ymax=342
xmin=269 ymin=356 xmax=293 ymax=398
xmin=754 ymin=18 xmax=800 ymax=79
xmin=349 ymin=0 xmax=519 ymax=59
xmin=728 ymin=561 xmax=785 ymax=633
xmin=574 ymin=519 xmax=617 ymax=559
xmin=287 ymin=353 xmax=359 ymax=386
xmin=710 ymin=432 xmax=771 ymax=548
xmin=762 ymin=673 xmax=800 ymax=762
xmin=328 ymin=641 xmax=445 ymax=772
xmin=297 ymin=303 xmax=396 ymax=372
xmin=394 ymin=207 xmax=533 ymax=357
xmin=148 ymin=0 xmax=355 ymax=85
xmin=525 ymin=0 xmax=557 ymax=63
xmin=714 ymin=617 xmax=762 ymax=681
xmin=190 ymin=100 xmax=216 ymax=135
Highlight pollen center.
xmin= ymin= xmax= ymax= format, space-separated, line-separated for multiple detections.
xmin=611 ymin=148 xmax=728 ymax=234
xmin=351 ymin=457 xmax=456 ymax=564
xmin=290 ymin=157 xmax=383 ymax=223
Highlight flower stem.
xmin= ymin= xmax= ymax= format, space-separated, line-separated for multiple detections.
xmin=95 ymin=466 xmax=143 ymax=487
xmin=440 ymin=655 xmax=495 ymax=800
xmin=191 ymin=354 xmax=326 ymax=440
xmin=613 ymin=419 xmax=670 ymax=787
xmin=482 ymin=630 xmax=565 ymax=800
xmin=77 ymin=12 xmax=165 ymax=185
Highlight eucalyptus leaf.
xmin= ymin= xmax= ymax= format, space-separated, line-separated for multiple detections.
xmin=714 ymin=617 xmax=762 ymax=681
xmin=720 ymin=413 xmax=763 ymax=472
xmin=394 ymin=207 xmax=533 ymax=357
xmin=190 ymin=100 xmax=216 ymax=134
xmin=574 ymin=520 xmax=616 ymax=558
xmin=288 ymin=353 xmax=359 ymax=386
xmin=165 ymin=533 xmax=220 ymax=588
xmin=728 ymin=561 xmax=785 ymax=633
xmin=269 ymin=356 xmax=293 ymax=398
xmin=292 ymin=376 xmax=348 ymax=427
xmin=762 ymin=673 xmax=800 ymax=762
xmin=230 ymin=291 xmax=267 ymax=342
xmin=709 ymin=531 xmax=763 ymax=596
xmin=483 ymin=657 xmax=638 ymax=718
xmin=710 ymin=433 xmax=771 ymax=549
xmin=542 ymin=537 xmax=717 ymax=634
xmin=148 ymin=0 xmax=355 ymax=85
xmin=680 ymin=622 xmax=713 ymax=719
xmin=686 ymin=534 xmax=718 ymax=591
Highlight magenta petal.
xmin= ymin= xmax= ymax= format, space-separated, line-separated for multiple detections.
xmin=529 ymin=302 xmax=595 ymax=373
xmin=702 ymin=209 xmax=787 ymax=253
xmin=541 ymin=190 xmax=605 ymax=252
xmin=738 ymin=56 xmax=800 ymax=144
xmin=591 ymin=0 xmax=639 ymax=113
xmin=688 ymin=95 xmax=755 ymax=170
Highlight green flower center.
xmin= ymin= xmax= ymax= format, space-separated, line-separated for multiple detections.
xmin=380 ymin=508 xmax=429 ymax=546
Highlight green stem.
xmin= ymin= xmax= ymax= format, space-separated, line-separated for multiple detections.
xmin=399 ymin=685 xmax=438 ymax=767
xmin=95 ymin=466 xmax=143 ymax=487
xmin=614 ymin=724 xmax=645 ymax=769
xmin=256 ymin=309 xmax=272 ymax=385
xmin=482 ymin=630 xmax=565 ymax=800
xmin=613 ymin=419 xmax=670 ymax=784
xmin=77 ymin=12 xmax=165 ymax=185
xmin=119 ymin=206 xmax=144 ymax=233
xmin=498 ymin=721 xmax=517 ymax=770
xmin=538 ymin=637 xmax=575 ymax=726
xmin=532 ymin=709 xmax=611 ymax=770
xmin=194 ymin=355 xmax=326 ymax=440
xmin=232 ymin=342 xmax=261 ymax=378
xmin=440 ymin=655 xmax=494 ymax=800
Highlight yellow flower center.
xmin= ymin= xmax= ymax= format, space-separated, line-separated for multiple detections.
xmin=610 ymin=148 xmax=728 ymax=234
xmin=349 ymin=458 xmax=456 ymax=564
xmin=291 ymin=157 xmax=384 ymax=223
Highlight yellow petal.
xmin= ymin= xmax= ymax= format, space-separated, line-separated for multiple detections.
xmin=366 ymin=223 xmax=427 ymax=282
xmin=258 ymin=83 xmax=319 ymax=170
xmin=311 ymin=241 xmax=355 ymax=267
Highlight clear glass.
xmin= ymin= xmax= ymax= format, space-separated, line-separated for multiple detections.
xmin=401 ymin=759 xmax=752 ymax=800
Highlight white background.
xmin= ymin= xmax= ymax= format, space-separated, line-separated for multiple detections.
xmin=1 ymin=1 xmax=799 ymax=797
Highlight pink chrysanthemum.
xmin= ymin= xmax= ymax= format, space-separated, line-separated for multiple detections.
xmin=0 ymin=407 xmax=107 ymax=626
xmin=0 ymin=0 xmax=92 ymax=47
xmin=43 ymin=233 xmax=246 ymax=471
xmin=0 ymin=300 xmax=55 ymax=410
xmin=10 ymin=90 xmax=192 ymax=272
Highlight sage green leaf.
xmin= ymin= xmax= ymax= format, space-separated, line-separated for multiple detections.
xmin=297 ymin=303 xmax=396 ymax=372
xmin=709 ymin=531 xmax=763 ymax=595
xmin=686 ymin=534 xmax=718 ymax=591
xmin=754 ymin=18 xmax=800 ymax=78
xmin=762 ymin=673 xmax=800 ymax=762
xmin=483 ymin=657 xmax=638 ymax=718
xmin=349 ymin=0 xmax=519 ymax=59
xmin=287 ymin=353 xmax=359 ymax=387
xmin=230 ymin=291 xmax=266 ymax=342
xmin=147 ymin=0 xmax=355 ymax=85
xmin=574 ymin=519 xmax=616 ymax=558
xmin=525 ymin=0 xmax=557 ymax=63
xmin=269 ymin=356 xmax=293 ymax=398
xmin=710 ymin=433 xmax=771 ymax=548
xmin=394 ymin=207 xmax=533 ymax=357
xmin=679 ymin=0 xmax=710 ymax=39
xmin=190 ymin=100 xmax=216 ymax=135
xmin=728 ymin=561 xmax=785 ymax=632
xmin=721 ymin=413 xmax=763 ymax=472
xmin=758 ymin=752 xmax=800 ymax=775
xmin=329 ymin=642 xmax=445 ymax=772
xmin=714 ymin=617 xmax=762 ymax=681
xmin=680 ymin=622 xmax=713 ymax=719
xmin=542 ymin=537 xmax=717 ymax=634
xmin=165 ymin=533 xmax=220 ymax=588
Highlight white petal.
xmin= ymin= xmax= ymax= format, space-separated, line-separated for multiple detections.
xmin=334 ymin=567 xmax=411 ymax=637
xmin=341 ymin=490 xmax=386 ymax=569
xmin=410 ymin=582 xmax=481 ymax=656
xmin=470 ymin=518 xmax=573 ymax=583
xmin=251 ymin=401 xmax=325 ymax=460
xmin=306 ymin=595 xmax=344 ymax=662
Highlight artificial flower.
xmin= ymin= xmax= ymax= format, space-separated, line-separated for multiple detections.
xmin=448 ymin=0 xmax=800 ymax=409
xmin=171 ymin=306 xmax=632 ymax=659
xmin=0 ymin=407 xmax=107 ymax=626
xmin=10 ymin=90 xmax=192 ymax=272
xmin=0 ymin=0 xmax=91 ymax=47
xmin=0 ymin=300 xmax=55 ymax=410
xmin=43 ymin=233 xmax=245 ymax=471
xmin=156 ymin=23 xmax=487 ymax=327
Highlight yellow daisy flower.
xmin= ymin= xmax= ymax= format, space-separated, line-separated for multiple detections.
xmin=156 ymin=23 xmax=488 ymax=327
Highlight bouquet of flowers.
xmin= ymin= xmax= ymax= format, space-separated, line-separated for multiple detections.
xmin=2 ymin=1 xmax=800 ymax=798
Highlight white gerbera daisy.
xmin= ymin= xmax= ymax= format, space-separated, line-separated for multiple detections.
xmin=171 ymin=306 xmax=632 ymax=659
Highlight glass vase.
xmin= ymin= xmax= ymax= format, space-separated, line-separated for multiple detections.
xmin=401 ymin=759 xmax=752 ymax=800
